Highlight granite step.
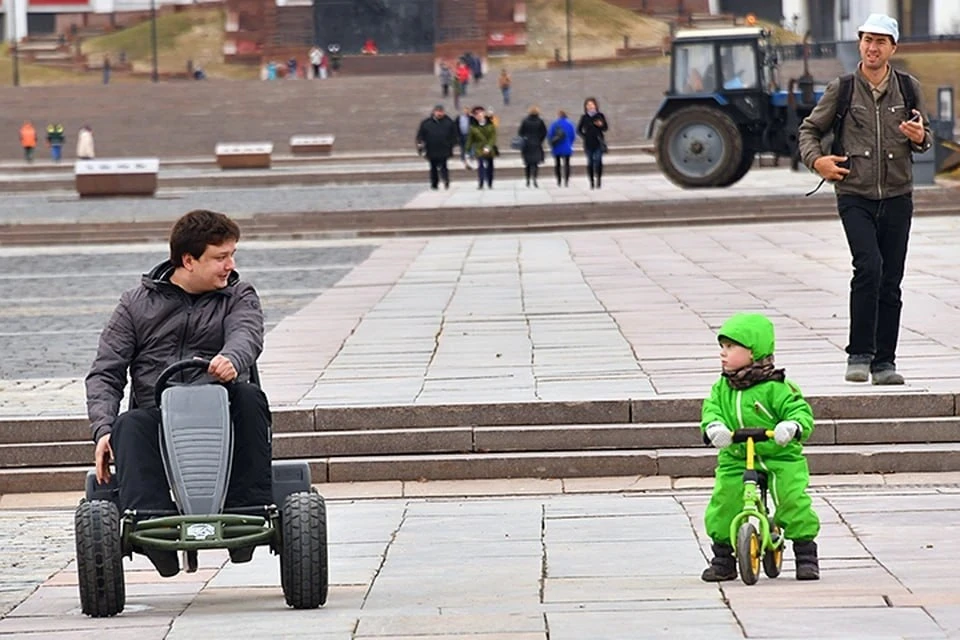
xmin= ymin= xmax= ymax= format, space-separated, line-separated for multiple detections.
xmin=5 ymin=442 xmax=960 ymax=493
xmin=4 ymin=417 xmax=960 ymax=469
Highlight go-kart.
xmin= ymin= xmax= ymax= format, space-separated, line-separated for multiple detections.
xmin=74 ymin=358 xmax=328 ymax=617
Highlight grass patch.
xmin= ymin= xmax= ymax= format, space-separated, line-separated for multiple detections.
xmin=0 ymin=59 xmax=99 ymax=86
xmin=81 ymin=7 xmax=256 ymax=78
xmin=516 ymin=0 xmax=670 ymax=66
xmin=83 ymin=9 xmax=215 ymax=60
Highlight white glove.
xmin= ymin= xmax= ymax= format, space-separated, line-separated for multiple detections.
xmin=773 ymin=421 xmax=800 ymax=446
xmin=705 ymin=422 xmax=732 ymax=449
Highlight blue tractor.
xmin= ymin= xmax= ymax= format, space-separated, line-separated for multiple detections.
xmin=649 ymin=27 xmax=826 ymax=188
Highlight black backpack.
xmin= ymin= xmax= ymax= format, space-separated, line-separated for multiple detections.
xmin=831 ymin=69 xmax=917 ymax=155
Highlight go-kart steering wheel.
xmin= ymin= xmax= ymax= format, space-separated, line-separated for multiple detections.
xmin=154 ymin=358 xmax=215 ymax=408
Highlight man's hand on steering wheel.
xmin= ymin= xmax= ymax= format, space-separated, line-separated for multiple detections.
xmin=95 ymin=434 xmax=113 ymax=484
xmin=208 ymin=354 xmax=238 ymax=383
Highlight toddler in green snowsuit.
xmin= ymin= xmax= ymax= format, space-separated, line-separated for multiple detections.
xmin=700 ymin=312 xmax=821 ymax=582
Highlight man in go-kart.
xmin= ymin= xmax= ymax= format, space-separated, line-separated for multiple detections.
xmin=86 ymin=209 xmax=272 ymax=577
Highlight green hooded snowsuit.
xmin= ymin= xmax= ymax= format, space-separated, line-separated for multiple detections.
xmin=701 ymin=313 xmax=820 ymax=545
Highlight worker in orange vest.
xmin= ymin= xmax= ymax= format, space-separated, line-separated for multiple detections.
xmin=19 ymin=121 xmax=37 ymax=163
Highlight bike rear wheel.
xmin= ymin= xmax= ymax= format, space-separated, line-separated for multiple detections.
xmin=762 ymin=525 xmax=783 ymax=578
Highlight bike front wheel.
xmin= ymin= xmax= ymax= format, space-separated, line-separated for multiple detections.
xmin=737 ymin=522 xmax=761 ymax=585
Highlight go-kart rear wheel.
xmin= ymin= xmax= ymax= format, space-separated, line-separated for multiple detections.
xmin=280 ymin=491 xmax=328 ymax=609
xmin=736 ymin=522 xmax=761 ymax=586
xmin=763 ymin=525 xmax=783 ymax=578
xmin=75 ymin=499 xmax=125 ymax=617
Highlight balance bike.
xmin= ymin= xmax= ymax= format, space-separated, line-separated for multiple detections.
xmin=729 ymin=428 xmax=783 ymax=585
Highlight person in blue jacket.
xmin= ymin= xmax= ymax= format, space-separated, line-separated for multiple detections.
xmin=547 ymin=110 xmax=576 ymax=187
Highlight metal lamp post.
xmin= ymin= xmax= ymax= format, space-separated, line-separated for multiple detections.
xmin=10 ymin=0 xmax=20 ymax=86
xmin=565 ymin=0 xmax=572 ymax=68
xmin=150 ymin=0 xmax=159 ymax=82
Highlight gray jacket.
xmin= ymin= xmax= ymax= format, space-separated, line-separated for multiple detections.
xmin=798 ymin=68 xmax=932 ymax=200
xmin=86 ymin=260 xmax=264 ymax=442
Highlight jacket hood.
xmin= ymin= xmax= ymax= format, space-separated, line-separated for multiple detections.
xmin=143 ymin=259 xmax=239 ymax=292
xmin=717 ymin=313 xmax=775 ymax=360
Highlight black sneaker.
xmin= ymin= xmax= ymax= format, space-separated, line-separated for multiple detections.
xmin=144 ymin=548 xmax=180 ymax=577
xmin=701 ymin=543 xmax=737 ymax=582
xmin=229 ymin=546 xmax=256 ymax=564
xmin=794 ymin=540 xmax=820 ymax=581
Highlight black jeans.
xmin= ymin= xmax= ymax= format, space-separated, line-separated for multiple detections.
xmin=477 ymin=157 xmax=494 ymax=187
xmin=428 ymin=157 xmax=449 ymax=188
xmin=554 ymin=155 xmax=570 ymax=185
xmin=837 ymin=193 xmax=913 ymax=371
xmin=110 ymin=382 xmax=273 ymax=512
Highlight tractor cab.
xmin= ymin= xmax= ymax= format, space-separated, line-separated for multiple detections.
xmin=670 ymin=27 xmax=768 ymax=97
xmin=650 ymin=26 xmax=825 ymax=188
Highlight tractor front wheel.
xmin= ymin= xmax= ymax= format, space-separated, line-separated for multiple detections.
xmin=655 ymin=106 xmax=744 ymax=188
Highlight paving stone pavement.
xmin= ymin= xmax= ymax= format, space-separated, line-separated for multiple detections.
xmin=0 ymin=240 xmax=378 ymax=416
xmin=3 ymin=189 xmax=960 ymax=417
xmin=2 ymin=475 xmax=960 ymax=639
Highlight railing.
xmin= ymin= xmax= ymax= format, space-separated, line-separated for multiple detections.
xmin=773 ymin=33 xmax=960 ymax=61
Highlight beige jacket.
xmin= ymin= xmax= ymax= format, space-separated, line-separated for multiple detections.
xmin=798 ymin=67 xmax=932 ymax=200
xmin=77 ymin=129 xmax=95 ymax=159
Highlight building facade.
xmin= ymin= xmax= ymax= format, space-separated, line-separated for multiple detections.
xmin=710 ymin=0 xmax=960 ymax=40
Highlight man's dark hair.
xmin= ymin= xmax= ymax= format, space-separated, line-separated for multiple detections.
xmin=169 ymin=209 xmax=240 ymax=267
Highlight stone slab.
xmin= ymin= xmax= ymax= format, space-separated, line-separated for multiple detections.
xmin=274 ymin=427 xmax=473 ymax=457
xmin=315 ymin=401 xmax=631 ymax=430
xmin=326 ymin=451 xmax=658 ymax=482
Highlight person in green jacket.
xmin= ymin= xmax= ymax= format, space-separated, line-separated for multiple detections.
xmin=700 ymin=312 xmax=821 ymax=582
xmin=466 ymin=106 xmax=498 ymax=189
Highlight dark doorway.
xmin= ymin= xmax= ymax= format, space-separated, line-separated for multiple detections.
xmin=898 ymin=0 xmax=931 ymax=39
xmin=313 ymin=0 xmax=436 ymax=55
xmin=718 ymin=0 xmax=782 ymax=25
xmin=27 ymin=13 xmax=56 ymax=35
xmin=806 ymin=0 xmax=836 ymax=41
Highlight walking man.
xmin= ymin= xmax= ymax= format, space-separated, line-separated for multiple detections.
xmin=416 ymin=104 xmax=458 ymax=190
xmin=798 ymin=14 xmax=931 ymax=385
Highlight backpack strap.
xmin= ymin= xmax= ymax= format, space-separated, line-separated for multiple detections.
xmin=893 ymin=68 xmax=917 ymax=115
xmin=831 ymin=73 xmax=855 ymax=156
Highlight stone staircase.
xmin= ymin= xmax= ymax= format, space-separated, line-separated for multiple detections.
xmin=2 ymin=393 xmax=959 ymax=493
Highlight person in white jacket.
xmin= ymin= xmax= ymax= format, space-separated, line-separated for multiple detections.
xmin=77 ymin=125 xmax=95 ymax=159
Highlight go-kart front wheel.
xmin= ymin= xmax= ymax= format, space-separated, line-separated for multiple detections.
xmin=280 ymin=491 xmax=328 ymax=609
xmin=75 ymin=499 xmax=126 ymax=617
xmin=736 ymin=522 xmax=761 ymax=586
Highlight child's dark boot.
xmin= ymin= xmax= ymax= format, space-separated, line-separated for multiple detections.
xmin=794 ymin=540 xmax=820 ymax=580
xmin=701 ymin=542 xmax=737 ymax=582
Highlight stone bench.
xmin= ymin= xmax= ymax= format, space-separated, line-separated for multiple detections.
xmin=75 ymin=158 xmax=159 ymax=197
xmin=289 ymin=135 xmax=335 ymax=155
xmin=215 ymin=142 xmax=273 ymax=169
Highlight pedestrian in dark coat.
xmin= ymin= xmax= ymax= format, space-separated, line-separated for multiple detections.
xmin=416 ymin=104 xmax=459 ymax=189
xmin=577 ymin=96 xmax=609 ymax=189
xmin=518 ymin=106 xmax=547 ymax=188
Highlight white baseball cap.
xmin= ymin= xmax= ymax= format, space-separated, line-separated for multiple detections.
xmin=858 ymin=13 xmax=899 ymax=44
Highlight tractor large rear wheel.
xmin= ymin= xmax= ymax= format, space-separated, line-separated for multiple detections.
xmin=655 ymin=106 xmax=744 ymax=188
xmin=719 ymin=150 xmax=755 ymax=187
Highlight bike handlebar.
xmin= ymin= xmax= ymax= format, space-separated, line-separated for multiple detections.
xmin=731 ymin=428 xmax=775 ymax=443
xmin=154 ymin=358 xmax=213 ymax=408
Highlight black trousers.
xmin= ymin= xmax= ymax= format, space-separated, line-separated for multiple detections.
xmin=523 ymin=162 xmax=539 ymax=184
xmin=429 ymin=157 xmax=450 ymax=188
xmin=111 ymin=382 xmax=273 ymax=513
xmin=554 ymin=155 xmax=570 ymax=185
xmin=837 ymin=193 xmax=913 ymax=370
xmin=477 ymin=157 xmax=494 ymax=186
